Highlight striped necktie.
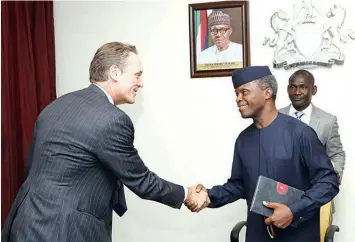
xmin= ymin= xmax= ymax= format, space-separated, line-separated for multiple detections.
xmin=295 ymin=111 xmax=305 ymax=121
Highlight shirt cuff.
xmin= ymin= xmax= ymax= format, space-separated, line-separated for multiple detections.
xmin=184 ymin=187 xmax=188 ymax=201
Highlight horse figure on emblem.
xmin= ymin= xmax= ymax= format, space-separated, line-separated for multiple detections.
xmin=263 ymin=10 xmax=299 ymax=62
xmin=320 ymin=4 xmax=355 ymax=60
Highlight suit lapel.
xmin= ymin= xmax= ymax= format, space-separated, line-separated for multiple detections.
xmin=309 ymin=106 xmax=321 ymax=133
xmin=280 ymin=105 xmax=291 ymax=114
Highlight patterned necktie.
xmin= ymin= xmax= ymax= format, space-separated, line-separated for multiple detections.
xmin=295 ymin=111 xmax=305 ymax=121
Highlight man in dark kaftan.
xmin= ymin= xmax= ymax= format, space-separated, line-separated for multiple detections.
xmin=185 ymin=66 xmax=339 ymax=242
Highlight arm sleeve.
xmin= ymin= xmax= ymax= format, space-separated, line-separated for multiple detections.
xmin=97 ymin=113 xmax=185 ymax=209
xmin=326 ymin=116 xmax=345 ymax=181
xmin=288 ymin=127 xmax=339 ymax=225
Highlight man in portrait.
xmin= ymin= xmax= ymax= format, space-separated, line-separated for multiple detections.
xmin=197 ymin=11 xmax=243 ymax=65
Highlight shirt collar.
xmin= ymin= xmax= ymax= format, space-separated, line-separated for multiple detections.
xmin=289 ymin=103 xmax=313 ymax=117
xmin=214 ymin=41 xmax=231 ymax=53
xmin=93 ymin=83 xmax=114 ymax=104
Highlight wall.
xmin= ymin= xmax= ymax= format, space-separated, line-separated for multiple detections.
xmin=54 ymin=0 xmax=355 ymax=241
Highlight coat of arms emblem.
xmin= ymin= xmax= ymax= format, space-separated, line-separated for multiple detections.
xmin=263 ymin=0 xmax=355 ymax=69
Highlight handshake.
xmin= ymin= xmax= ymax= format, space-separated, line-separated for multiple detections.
xmin=184 ymin=184 xmax=210 ymax=212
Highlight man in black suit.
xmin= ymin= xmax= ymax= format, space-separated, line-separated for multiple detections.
xmin=2 ymin=42 xmax=209 ymax=242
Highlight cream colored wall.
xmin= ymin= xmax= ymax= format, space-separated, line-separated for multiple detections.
xmin=54 ymin=0 xmax=355 ymax=241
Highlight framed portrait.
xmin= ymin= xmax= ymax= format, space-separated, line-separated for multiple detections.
xmin=188 ymin=1 xmax=250 ymax=78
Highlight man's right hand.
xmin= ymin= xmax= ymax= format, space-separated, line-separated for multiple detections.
xmin=184 ymin=184 xmax=210 ymax=212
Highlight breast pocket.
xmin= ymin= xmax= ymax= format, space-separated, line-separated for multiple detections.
xmin=269 ymin=157 xmax=296 ymax=182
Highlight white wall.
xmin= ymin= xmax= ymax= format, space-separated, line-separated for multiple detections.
xmin=54 ymin=0 xmax=355 ymax=241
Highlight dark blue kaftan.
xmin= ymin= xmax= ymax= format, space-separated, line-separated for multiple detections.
xmin=208 ymin=113 xmax=339 ymax=242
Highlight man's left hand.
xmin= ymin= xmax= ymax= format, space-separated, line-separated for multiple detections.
xmin=263 ymin=201 xmax=294 ymax=229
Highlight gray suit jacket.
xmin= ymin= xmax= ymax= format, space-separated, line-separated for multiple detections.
xmin=279 ymin=104 xmax=346 ymax=179
xmin=2 ymin=84 xmax=185 ymax=242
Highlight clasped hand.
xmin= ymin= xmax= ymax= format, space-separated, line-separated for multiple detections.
xmin=184 ymin=184 xmax=210 ymax=212
xmin=263 ymin=201 xmax=294 ymax=229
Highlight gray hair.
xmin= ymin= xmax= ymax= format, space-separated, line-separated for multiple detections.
xmin=255 ymin=75 xmax=278 ymax=101
xmin=89 ymin=42 xmax=137 ymax=83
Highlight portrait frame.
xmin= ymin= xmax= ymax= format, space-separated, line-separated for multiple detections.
xmin=188 ymin=1 xmax=250 ymax=78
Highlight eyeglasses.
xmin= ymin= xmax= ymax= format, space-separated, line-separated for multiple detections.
xmin=267 ymin=224 xmax=276 ymax=239
xmin=210 ymin=28 xmax=230 ymax=35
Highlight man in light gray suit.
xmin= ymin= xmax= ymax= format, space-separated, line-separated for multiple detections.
xmin=1 ymin=42 xmax=209 ymax=242
xmin=279 ymin=69 xmax=345 ymax=182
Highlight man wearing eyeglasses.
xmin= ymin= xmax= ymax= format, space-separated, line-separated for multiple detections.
xmin=197 ymin=11 xmax=243 ymax=64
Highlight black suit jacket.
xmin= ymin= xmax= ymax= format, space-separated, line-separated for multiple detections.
xmin=2 ymin=84 xmax=185 ymax=242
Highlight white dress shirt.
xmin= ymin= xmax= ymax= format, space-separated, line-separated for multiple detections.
xmin=198 ymin=41 xmax=243 ymax=64
xmin=93 ymin=83 xmax=189 ymax=201
xmin=289 ymin=103 xmax=313 ymax=125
